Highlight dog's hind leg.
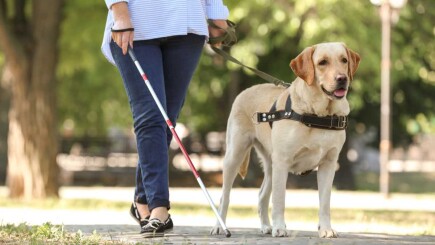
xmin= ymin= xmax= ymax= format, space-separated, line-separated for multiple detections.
xmin=210 ymin=125 xmax=254 ymax=235
xmin=255 ymin=144 xmax=273 ymax=234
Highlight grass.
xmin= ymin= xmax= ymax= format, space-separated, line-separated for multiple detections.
xmin=1 ymin=171 xmax=433 ymax=244
xmin=0 ymin=222 xmax=122 ymax=245
xmin=172 ymin=204 xmax=435 ymax=236
xmin=1 ymin=176 xmax=434 ymax=244
xmin=1 ymin=197 xmax=434 ymax=244
xmin=0 ymin=198 xmax=129 ymax=210
xmin=355 ymin=172 xmax=435 ymax=193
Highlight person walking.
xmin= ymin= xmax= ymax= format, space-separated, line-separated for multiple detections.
xmin=101 ymin=0 xmax=230 ymax=238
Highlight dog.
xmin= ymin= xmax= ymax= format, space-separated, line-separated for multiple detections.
xmin=210 ymin=42 xmax=360 ymax=238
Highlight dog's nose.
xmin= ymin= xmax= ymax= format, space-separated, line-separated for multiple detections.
xmin=336 ymin=75 xmax=347 ymax=86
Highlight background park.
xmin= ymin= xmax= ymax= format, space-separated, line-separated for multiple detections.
xmin=0 ymin=0 xmax=434 ymax=244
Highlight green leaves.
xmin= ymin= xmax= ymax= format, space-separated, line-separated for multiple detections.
xmin=55 ymin=0 xmax=434 ymax=144
xmin=58 ymin=1 xmax=130 ymax=137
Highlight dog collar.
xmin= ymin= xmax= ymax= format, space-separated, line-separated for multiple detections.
xmin=256 ymin=95 xmax=348 ymax=130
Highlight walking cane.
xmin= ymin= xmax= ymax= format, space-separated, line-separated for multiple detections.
xmin=128 ymin=48 xmax=231 ymax=237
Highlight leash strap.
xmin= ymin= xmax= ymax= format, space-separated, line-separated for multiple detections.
xmin=211 ymin=46 xmax=291 ymax=88
xmin=208 ymin=20 xmax=291 ymax=88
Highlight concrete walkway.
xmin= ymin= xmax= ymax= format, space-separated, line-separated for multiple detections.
xmin=1 ymin=187 xmax=435 ymax=244
xmin=65 ymin=225 xmax=435 ymax=245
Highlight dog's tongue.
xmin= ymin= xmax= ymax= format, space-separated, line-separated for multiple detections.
xmin=334 ymin=89 xmax=346 ymax=97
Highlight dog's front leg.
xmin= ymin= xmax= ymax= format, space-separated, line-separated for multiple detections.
xmin=271 ymin=163 xmax=289 ymax=237
xmin=317 ymin=160 xmax=338 ymax=238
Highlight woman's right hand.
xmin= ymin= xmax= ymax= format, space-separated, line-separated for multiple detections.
xmin=111 ymin=2 xmax=134 ymax=55
xmin=208 ymin=19 xmax=228 ymax=47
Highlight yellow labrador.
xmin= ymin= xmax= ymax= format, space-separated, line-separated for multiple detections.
xmin=210 ymin=42 xmax=360 ymax=238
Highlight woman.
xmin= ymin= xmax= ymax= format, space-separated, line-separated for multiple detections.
xmin=101 ymin=0 xmax=229 ymax=238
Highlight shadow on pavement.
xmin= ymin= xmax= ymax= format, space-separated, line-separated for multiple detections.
xmin=64 ymin=225 xmax=435 ymax=245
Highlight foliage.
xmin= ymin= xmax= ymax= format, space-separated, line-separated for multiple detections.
xmin=180 ymin=0 xmax=435 ymax=147
xmin=390 ymin=0 xmax=435 ymax=143
xmin=0 ymin=0 xmax=62 ymax=198
xmin=58 ymin=1 xmax=131 ymax=137
xmin=55 ymin=0 xmax=434 ymax=147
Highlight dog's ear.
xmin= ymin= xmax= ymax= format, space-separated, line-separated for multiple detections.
xmin=290 ymin=47 xmax=315 ymax=85
xmin=345 ymin=46 xmax=361 ymax=81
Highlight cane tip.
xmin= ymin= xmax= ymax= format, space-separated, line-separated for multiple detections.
xmin=224 ymin=229 xmax=231 ymax=237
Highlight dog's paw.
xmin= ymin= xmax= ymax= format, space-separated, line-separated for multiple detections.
xmin=318 ymin=228 xmax=338 ymax=238
xmin=272 ymin=227 xmax=288 ymax=237
xmin=260 ymin=225 xmax=272 ymax=234
xmin=210 ymin=226 xmax=223 ymax=235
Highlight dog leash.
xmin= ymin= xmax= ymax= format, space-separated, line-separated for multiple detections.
xmin=208 ymin=20 xmax=291 ymax=88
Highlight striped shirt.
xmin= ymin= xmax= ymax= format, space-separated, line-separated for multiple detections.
xmin=102 ymin=0 xmax=230 ymax=64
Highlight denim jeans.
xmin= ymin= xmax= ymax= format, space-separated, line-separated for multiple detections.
xmin=110 ymin=34 xmax=205 ymax=211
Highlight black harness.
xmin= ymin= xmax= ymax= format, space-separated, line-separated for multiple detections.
xmin=256 ymin=95 xmax=348 ymax=130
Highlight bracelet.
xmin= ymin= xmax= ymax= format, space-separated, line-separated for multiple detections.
xmin=111 ymin=27 xmax=134 ymax=33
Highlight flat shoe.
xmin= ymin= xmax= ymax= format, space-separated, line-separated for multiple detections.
xmin=130 ymin=202 xmax=149 ymax=227
xmin=141 ymin=215 xmax=173 ymax=238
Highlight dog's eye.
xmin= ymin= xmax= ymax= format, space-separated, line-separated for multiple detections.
xmin=318 ymin=60 xmax=328 ymax=66
xmin=342 ymin=58 xmax=348 ymax=63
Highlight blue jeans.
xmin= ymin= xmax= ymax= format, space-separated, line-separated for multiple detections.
xmin=110 ymin=34 xmax=205 ymax=211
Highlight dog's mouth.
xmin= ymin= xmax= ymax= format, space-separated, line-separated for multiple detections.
xmin=321 ymin=85 xmax=347 ymax=99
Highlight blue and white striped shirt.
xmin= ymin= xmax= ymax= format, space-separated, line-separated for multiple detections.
xmin=102 ymin=0 xmax=230 ymax=64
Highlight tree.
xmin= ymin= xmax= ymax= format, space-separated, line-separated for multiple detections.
xmin=6 ymin=0 xmax=427 ymax=191
xmin=180 ymin=0 xmax=434 ymax=189
xmin=57 ymin=1 xmax=131 ymax=138
xmin=0 ymin=76 xmax=8 ymax=184
xmin=390 ymin=0 xmax=435 ymax=143
xmin=0 ymin=0 xmax=63 ymax=198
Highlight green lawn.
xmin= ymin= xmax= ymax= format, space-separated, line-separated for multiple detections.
xmin=1 ymin=197 xmax=434 ymax=239
xmin=0 ymin=222 xmax=121 ymax=245
xmin=1 ymin=172 xmax=434 ymax=244
xmin=355 ymin=172 xmax=435 ymax=193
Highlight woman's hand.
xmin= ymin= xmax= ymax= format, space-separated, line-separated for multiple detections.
xmin=208 ymin=19 xmax=228 ymax=47
xmin=111 ymin=2 xmax=134 ymax=55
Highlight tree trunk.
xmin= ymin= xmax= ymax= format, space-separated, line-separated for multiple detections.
xmin=0 ymin=0 xmax=63 ymax=198
xmin=0 ymin=82 xmax=9 ymax=184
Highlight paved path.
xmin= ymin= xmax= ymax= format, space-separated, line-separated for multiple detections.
xmin=1 ymin=187 xmax=435 ymax=244
xmin=64 ymin=225 xmax=435 ymax=245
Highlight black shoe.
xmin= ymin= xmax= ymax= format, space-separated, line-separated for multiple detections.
xmin=130 ymin=203 xmax=149 ymax=227
xmin=141 ymin=215 xmax=173 ymax=238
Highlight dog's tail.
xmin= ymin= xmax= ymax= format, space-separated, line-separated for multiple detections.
xmin=238 ymin=149 xmax=251 ymax=179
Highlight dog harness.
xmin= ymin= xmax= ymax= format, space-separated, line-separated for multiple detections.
xmin=207 ymin=20 xmax=347 ymax=130
xmin=256 ymin=95 xmax=348 ymax=130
